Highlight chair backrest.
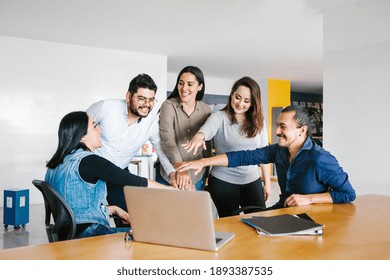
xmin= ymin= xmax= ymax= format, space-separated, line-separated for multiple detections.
xmin=32 ymin=179 xmax=76 ymax=242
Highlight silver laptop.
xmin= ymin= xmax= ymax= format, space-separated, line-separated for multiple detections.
xmin=123 ymin=186 xmax=235 ymax=251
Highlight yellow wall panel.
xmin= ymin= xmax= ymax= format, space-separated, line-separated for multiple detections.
xmin=267 ymin=79 xmax=290 ymax=143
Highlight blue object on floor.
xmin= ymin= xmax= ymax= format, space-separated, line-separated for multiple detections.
xmin=3 ymin=189 xmax=29 ymax=229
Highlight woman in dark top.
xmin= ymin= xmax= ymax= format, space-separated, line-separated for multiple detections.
xmin=45 ymin=111 xmax=170 ymax=238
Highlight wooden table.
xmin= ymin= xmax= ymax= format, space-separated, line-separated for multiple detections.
xmin=1 ymin=194 xmax=389 ymax=260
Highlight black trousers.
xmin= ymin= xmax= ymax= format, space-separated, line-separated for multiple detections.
xmin=106 ymin=167 xmax=129 ymax=227
xmin=207 ymin=175 xmax=266 ymax=218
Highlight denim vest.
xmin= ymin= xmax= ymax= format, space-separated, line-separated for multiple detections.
xmin=45 ymin=149 xmax=110 ymax=227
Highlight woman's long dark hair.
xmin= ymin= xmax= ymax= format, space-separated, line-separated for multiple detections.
xmin=168 ymin=66 xmax=205 ymax=101
xmin=46 ymin=111 xmax=89 ymax=169
xmin=223 ymin=76 xmax=264 ymax=138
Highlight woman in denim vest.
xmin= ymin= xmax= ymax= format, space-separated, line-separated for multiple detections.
xmin=45 ymin=111 xmax=169 ymax=238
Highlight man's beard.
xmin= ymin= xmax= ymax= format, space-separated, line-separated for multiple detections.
xmin=129 ymin=104 xmax=151 ymax=118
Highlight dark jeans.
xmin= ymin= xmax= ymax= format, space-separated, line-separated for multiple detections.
xmin=76 ymin=223 xmax=129 ymax=239
xmin=207 ymin=175 xmax=266 ymax=218
xmin=106 ymin=167 xmax=128 ymax=227
xmin=154 ymin=165 xmax=170 ymax=186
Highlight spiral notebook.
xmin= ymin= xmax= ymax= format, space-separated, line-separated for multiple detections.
xmin=241 ymin=213 xmax=324 ymax=236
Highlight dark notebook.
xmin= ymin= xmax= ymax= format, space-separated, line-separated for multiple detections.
xmin=241 ymin=213 xmax=324 ymax=236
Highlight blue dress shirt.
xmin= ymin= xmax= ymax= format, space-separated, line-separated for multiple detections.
xmin=226 ymin=137 xmax=356 ymax=206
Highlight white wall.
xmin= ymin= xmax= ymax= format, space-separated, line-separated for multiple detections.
xmin=0 ymin=36 xmax=167 ymax=205
xmin=257 ymin=79 xmax=269 ymax=126
xmin=323 ymin=1 xmax=390 ymax=195
xmin=167 ymin=72 xmax=233 ymax=95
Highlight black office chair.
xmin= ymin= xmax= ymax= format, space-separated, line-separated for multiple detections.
xmin=32 ymin=179 xmax=76 ymax=242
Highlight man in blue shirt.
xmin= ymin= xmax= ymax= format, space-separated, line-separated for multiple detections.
xmin=178 ymin=105 xmax=356 ymax=209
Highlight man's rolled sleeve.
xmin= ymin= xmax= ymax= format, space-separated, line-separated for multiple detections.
xmin=316 ymin=153 xmax=356 ymax=203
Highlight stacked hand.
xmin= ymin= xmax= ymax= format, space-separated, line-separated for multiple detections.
xmin=181 ymin=132 xmax=207 ymax=155
xmin=169 ymin=168 xmax=195 ymax=191
xmin=175 ymin=160 xmax=205 ymax=176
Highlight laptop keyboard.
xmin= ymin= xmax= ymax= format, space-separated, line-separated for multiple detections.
xmin=215 ymin=238 xmax=223 ymax=244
